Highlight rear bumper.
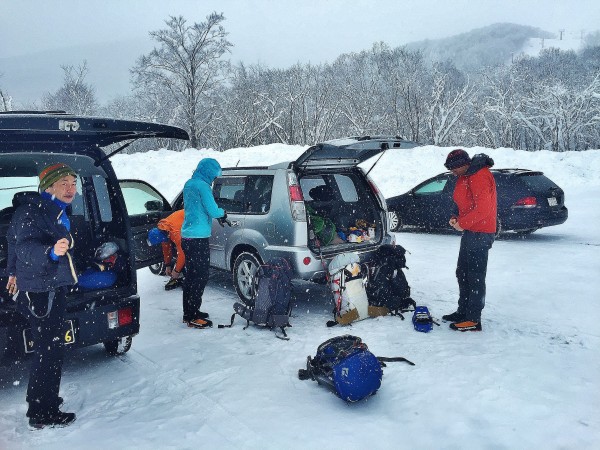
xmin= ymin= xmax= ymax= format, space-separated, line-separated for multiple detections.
xmin=1 ymin=294 xmax=140 ymax=359
xmin=66 ymin=294 xmax=140 ymax=349
xmin=260 ymin=233 xmax=395 ymax=282
xmin=503 ymin=206 xmax=568 ymax=231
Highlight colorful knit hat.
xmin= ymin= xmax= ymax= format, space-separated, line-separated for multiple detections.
xmin=39 ymin=163 xmax=77 ymax=191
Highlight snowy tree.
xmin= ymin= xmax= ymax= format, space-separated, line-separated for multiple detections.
xmin=333 ymin=49 xmax=387 ymax=136
xmin=473 ymin=66 xmax=526 ymax=149
xmin=374 ymin=44 xmax=429 ymax=141
xmin=42 ymin=61 xmax=98 ymax=115
xmin=131 ymin=13 xmax=232 ymax=149
xmin=517 ymin=74 xmax=600 ymax=151
xmin=426 ymin=63 xmax=476 ymax=146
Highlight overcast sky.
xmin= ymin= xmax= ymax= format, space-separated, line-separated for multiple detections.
xmin=1 ymin=0 xmax=599 ymax=103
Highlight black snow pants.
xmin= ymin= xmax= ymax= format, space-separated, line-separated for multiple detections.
xmin=456 ymin=231 xmax=495 ymax=322
xmin=181 ymin=237 xmax=210 ymax=322
xmin=17 ymin=287 xmax=68 ymax=418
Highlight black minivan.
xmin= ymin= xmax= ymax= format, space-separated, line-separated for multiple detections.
xmin=0 ymin=112 xmax=188 ymax=361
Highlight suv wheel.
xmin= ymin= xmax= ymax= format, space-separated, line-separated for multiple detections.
xmin=103 ymin=336 xmax=133 ymax=355
xmin=233 ymin=252 xmax=261 ymax=305
xmin=388 ymin=211 xmax=401 ymax=232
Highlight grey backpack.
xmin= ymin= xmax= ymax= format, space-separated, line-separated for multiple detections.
xmin=219 ymin=257 xmax=294 ymax=339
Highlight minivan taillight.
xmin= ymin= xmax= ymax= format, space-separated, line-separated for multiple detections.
xmin=118 ymin=307 xmax=133 ymax=327
xmin=513 ymin=196 xmax=537 ymax=208
xmin=107 ymin=307 xmax=134 ymax=329
xmin=287 ymin=172 xmax=306 ymax=222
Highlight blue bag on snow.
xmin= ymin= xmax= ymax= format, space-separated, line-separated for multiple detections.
xmin=412 ymin=306 xmax=434 ymax=332
xmin=298 ymin=335 xmax=414 ymax=402
xmin=299 ymin=335 xmax=382 ymax=402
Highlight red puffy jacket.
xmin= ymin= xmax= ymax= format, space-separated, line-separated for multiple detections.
xmin=453 ymin=166 xmax=497 ymax=233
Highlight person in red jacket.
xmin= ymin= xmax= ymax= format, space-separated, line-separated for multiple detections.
xmin=442 ymin=149 xmax=497 ymax=331
xmin=147 ymin=210 xmax=186 ymax=290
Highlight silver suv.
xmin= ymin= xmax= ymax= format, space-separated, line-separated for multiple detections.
xmin=140 ymin=136 xmax=417 ymax=303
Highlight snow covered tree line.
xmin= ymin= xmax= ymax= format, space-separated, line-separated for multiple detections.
xmin=5 ymin=13 xmax=599 ymax=152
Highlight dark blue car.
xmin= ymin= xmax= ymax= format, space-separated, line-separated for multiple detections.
xmin=386 ymin=169 xmax=568 ymax=235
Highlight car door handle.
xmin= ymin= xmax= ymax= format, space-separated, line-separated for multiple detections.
xmin=229 ymin=220 xmax=241 ymax=227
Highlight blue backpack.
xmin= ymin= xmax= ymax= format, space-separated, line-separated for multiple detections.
xmin=298 ymin=335 xmax=414 ymax=402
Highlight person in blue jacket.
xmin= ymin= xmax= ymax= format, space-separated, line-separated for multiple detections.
xmin=181 ymin=158 xmax=226 ymax=329
xmin=7 ymin=163 xmax=79 ymax=429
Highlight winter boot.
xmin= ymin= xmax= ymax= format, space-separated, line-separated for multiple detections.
xmin=28 ymin=411 xmax=76 ymax=429
xmin=442 ymin=311 xmax=466 ymax=322
xmin=164 ymin=277 xmax=182 ymax=291
xmin=182 ymin=311 xmax=209 ymax=323
xmin=449 ymin=320 xmax=482 ymax=332
xmin=187 ymin=318 xmax=213 ymax=329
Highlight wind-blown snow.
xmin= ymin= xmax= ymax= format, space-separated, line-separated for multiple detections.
xmin=1 ymin=144 xmax=599 ymax=449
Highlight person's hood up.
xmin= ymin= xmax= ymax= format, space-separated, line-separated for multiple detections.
xmin=191 ymin=158 xmax=222 ymax=184
xmin=465 ymin=153 xmax=494 ymax=176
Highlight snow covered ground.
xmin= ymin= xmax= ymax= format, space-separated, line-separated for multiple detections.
xmin=1 ymin=144 xmax=599 ymax=449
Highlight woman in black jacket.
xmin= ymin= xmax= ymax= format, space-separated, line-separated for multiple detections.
xmin=7 ymin=163 xmax=79 ymax=429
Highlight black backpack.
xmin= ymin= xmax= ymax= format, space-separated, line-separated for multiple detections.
xmin=298 ymin=335 xmax=414 ymax=402
xmin=366 ymin=245 xmax=416 ymax=318
xmin=219 ymin=257 xmax=294 ymax=339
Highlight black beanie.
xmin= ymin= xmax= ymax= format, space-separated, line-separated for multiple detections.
xmin=444 ymin=149 xmax=471 ymax=170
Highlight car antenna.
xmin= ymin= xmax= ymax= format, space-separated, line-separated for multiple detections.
xmin=364 ymin=142 xmax=389 ymax=177
xmin=235 ymin=159 xmax=240 ymax=167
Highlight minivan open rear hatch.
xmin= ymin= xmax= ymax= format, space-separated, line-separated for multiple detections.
xmin=0 ymin=112 xmax=189 ymax=150
xmin=294 ymin=136 xmax=417 ymax=170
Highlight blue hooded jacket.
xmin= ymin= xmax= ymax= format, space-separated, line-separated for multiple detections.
xmin=181 ymin=158 xmax=225 ymax=238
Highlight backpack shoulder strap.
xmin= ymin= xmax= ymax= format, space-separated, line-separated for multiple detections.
xmin=377 ymin=356 xmax=415 ymax=366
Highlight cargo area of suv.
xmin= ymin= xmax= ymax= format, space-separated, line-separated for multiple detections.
xmin=300 ymin=168 xmax=386 ymax=254
xmin=0 ymin=112 xmax=188 ymax=362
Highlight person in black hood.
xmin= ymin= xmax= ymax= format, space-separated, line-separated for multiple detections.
xmin=7 ymin=163 xmax=79 ymax=429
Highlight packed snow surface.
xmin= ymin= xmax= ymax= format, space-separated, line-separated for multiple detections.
xmin=1 ymin=144 xmax=599 ymax=449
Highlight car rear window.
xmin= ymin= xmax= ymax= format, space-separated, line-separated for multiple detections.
xmin=518 ymin=174 xmax=557 ymax=191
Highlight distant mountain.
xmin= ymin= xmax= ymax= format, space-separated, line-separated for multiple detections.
xmin=405 ymin=23 xmax=555 ymax=71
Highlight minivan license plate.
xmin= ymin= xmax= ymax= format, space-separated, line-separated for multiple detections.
xmin=23 ymin=320 xmax=76 ymax=353
xmin=547 ymin=197 xmax=558 ymax=206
